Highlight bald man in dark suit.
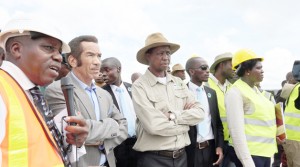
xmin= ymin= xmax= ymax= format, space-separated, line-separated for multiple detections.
xmin=185 ymin=57 xmax=224 ymax=167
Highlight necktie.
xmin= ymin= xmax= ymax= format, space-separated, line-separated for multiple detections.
xmin=116 ymin=87 xmax=135 ymax=137
xmin=196 ymin=87 xmax=209 ymax=138
xmin=29 ymin=86 xmax=70 ymax=166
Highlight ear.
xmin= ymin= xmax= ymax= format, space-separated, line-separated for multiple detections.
xmin=245 ymin=69 xmax=251 ymax=76
xmin=117 ymin=67 xmax=121 ymax=73
xmin=9 ymin=41 xmax=22 ymax=60
xmin=68 ymin=55 xmax=77 ymax=68
xmin=188 ymin=69 xmax=194 ymax=76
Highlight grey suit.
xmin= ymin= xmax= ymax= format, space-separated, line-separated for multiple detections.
xmin=45 ymin=73 xmax=128 ymax=167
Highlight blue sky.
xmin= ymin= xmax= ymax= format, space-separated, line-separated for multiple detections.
xmin=0 ymin=0 xmax=299 ymax=89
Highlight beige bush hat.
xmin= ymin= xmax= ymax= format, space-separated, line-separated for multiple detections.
xmin=210 ymin=52 xmax=233 ymax=73
xmin=171 ymin=63 xmax=185 ymax=75
xmin=0 ymin=16 xmax=70 ymax=53
xmin=137 ymin=32 xmax=180 ymax=65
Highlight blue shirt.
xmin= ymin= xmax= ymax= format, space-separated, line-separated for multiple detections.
xmin=71 ymin=72 xmax=101 ymax=120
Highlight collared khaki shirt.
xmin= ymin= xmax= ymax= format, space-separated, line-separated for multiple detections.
xmin=132 ymin=69 xmax=204 ymax=152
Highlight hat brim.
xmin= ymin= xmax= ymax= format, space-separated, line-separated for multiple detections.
xmin=171 ymin=69 xmax=184 ymax=75
xmin=0 ymin=30 xmax=70 ymax=54
xmin=210 ymin=57 xmax=232 ymax=73
xmin=137 ymin=42 xmax=180 ymax=65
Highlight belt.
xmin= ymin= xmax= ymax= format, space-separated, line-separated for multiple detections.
xmin=149 ymin=148 xmax=185 ymax=159
xmin=196 ymin=140 xmax=210 ymax=149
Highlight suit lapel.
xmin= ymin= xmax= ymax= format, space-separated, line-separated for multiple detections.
xmin=103 ymin=85 xmax=119 ymax=110
xmin=204 ymin=86 xmax=213 ymax=113
xmin=123 ymin=82 xmax=132 ymax=98
xmin=204 ymin=86 xmax=216 ymax=129
xmin=95 ymin=88 xmax=113 ymax=119
xmin=68 ymin=73 xmax=97 ymax=120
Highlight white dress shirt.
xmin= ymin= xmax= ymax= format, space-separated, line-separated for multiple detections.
xmin=188 ymin=81 xmax=214 ymax=142
xmin=110 ymin=83 xmax=136 ymax=136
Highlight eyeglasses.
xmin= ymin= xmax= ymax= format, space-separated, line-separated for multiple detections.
xmin=191 ymin=65 xmax=209 ymax=71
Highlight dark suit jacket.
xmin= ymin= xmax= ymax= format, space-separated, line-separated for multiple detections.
xmin=102 ymin=82 xmax=132 ymax=110
xmin=186 ymin=84 xmax=224 ymax=167
xmin=102 ymin=82 xmax=137 ymax=167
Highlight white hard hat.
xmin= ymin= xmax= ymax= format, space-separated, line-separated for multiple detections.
xmin=0 ymin=16 xmax=70 ymax=53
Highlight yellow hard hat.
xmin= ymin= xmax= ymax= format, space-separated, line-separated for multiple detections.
xmin=232 ymin=49 xmax=264 ymax=70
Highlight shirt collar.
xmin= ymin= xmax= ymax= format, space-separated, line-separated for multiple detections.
xmin=71 ymin=71 xmax=96 ymax=91
xmin=145 ymin=69 xmax=174 ymax=86
xmin=110 ymin=82 xmax=126 ymax=92
xmin=0 ymin=61 xmax=36 ymax=91
xmin=209 ymin=73 xmax=231 ymax=87
xmin=188 ymin=81 xmax=204 ymax=92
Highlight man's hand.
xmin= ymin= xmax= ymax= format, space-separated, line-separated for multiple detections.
xmin=64 ymin=116 xmax=89 ymax=147
xmin=276 ymin=136 xmax=286 ymax=145
xmin=213 ymin=147 xmax=223 ymax=166
xmin=184 ymin=102 xmax=197 ymax=110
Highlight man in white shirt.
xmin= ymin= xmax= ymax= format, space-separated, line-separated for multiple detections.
xmin=185 ymin=56 xmax=224 ymax=167
xmin=101 ymin=57 xmax=137 ymax=167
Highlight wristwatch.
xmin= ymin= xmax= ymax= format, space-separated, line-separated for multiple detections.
xmin=168 ymin=111 xmax=176 ymax=121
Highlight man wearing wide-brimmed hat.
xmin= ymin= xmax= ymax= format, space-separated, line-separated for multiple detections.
xmin=171 ymin=63 xmax=186 ymax=80
xmin=206 ymin=52 xmax=236 ymax=167
xmin=132 ymin=32 xmax=204 ymax=167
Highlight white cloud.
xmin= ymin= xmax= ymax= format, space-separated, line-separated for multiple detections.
xmin=261 ymin=48 xmax=297 ymax=89
xmin=1 ymin=0 xmax=300 ymax=89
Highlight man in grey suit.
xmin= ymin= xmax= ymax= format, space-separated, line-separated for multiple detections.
xmin=45 ymin=35 xmax=127 ymax=167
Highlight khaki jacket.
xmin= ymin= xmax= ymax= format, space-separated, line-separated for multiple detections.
xmin=132 ymin=69 xmax=204 ymax=152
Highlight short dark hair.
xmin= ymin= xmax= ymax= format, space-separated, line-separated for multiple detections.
xmin=236 ymin=58 xmax=261 ymax=77
xmin=67 ymin=35 xmax=98 ymax=67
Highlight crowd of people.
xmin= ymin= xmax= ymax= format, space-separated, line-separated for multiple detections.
xmin=0 ymin=16 xmax=300 ymax=167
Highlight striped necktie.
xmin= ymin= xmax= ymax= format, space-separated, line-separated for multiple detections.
xmin=30 ymin=86 xmax=70 ymax=166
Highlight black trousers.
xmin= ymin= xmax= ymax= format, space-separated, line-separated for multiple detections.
xmin=252 ymin=156 xmax=270 ymax=167
xmin=228 ymin=146 xmax=243 ymax=167
xmin=194 ymin=140 xmax=216 ymax=167
xmin=221 ymin=141 xmax=236 ymax=167
xmin=137 ymin=150 xmax=187 ymax=167
xmin=114 ymin=137 xmax=138 ymax=167
xmin=228 ymin=146 xmax=271 ymax=167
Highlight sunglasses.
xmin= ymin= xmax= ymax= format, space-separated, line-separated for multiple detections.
xmin=191 ymin=65 xmax=209 ymax=71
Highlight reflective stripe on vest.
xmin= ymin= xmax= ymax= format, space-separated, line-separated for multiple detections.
xmin=246 ymin=135 xmax=276 ymax=144
xmin=0 ymin=72 xmax=28 ymax=166
xmin=0 ymin=70 xmax=64 ymax=167
xmin=231 ymin=79 xmax=277 ymax=157
xmin=285 ymin=112 xmax=300 ymax=119
xmin=207 ymin=78 xmax=230 ymax=141
xmin=244 ymin=118 xmax=276 ymax=127
xmin=285 ymin=83 xmax=300 ymax=141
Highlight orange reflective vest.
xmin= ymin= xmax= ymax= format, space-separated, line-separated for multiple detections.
xmin=0 ymin=70 xmax=64 ymax=167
